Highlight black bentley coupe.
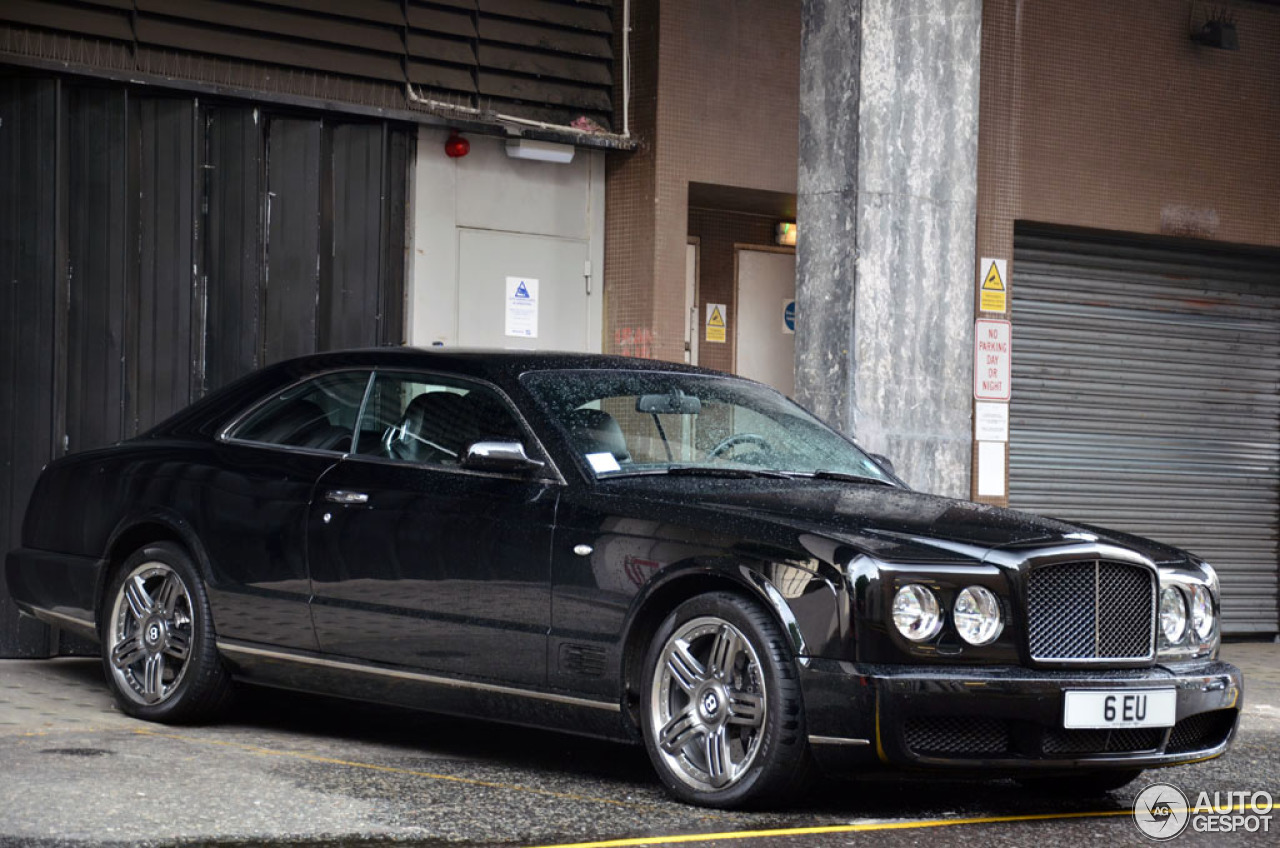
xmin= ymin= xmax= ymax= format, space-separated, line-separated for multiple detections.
xmin=6 ymin=349 xmax=1241 ymax=807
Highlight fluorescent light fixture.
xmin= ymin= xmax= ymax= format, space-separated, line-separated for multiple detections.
xmin=505 ymin=139 xmax=576 ymax=164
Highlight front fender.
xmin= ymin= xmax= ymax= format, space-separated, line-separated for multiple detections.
xmin=624 ymin=556 xmax=844 ymax=660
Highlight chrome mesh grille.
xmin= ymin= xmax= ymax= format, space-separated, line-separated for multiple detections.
xmin=1027 ymin=561 xmax=1154 ymax=662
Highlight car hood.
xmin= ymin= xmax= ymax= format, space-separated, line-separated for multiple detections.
xmin=600 ymin=477 xmax=1190 ymax=566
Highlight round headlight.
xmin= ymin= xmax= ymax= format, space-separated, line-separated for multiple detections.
xmin=892 ymin=584 xmax=942 ymax=642
xmin=1160 ymin=586 xmax=1188 ymax=644
xmin=953 ymin=586 xmax=1003 ymax=646
xmin=1191 ymin=584 xmax=1214 ymax=641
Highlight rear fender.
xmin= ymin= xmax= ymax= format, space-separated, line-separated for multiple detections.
xmin=97 ymin=510 xmax=214 ymax=622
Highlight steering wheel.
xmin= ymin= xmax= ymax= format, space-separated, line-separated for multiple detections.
xmin=709 ymin=432 xmax=773 ymax=458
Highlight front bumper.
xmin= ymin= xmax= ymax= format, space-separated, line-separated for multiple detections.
xmin=801 ymin=658 xmax=1242 ymax=775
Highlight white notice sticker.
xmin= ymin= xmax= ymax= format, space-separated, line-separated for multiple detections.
xmin=585 ymin=452 xmax=621 ymax=474
xmin=974 ymin=402 xmax=1010 ymax=443
xmin=977 ymin=441 xmax=1005 ymax=497
xmin=505 ymin=277 xmax=539 ymax=338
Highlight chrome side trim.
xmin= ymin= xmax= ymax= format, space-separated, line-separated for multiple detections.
xmin=216 ymin=641 xmax=621 ymax=713
xmin=27 ymin=607 xmax=98 ymax=637
xmin=808 ymin=735 xmax=871 ymax=747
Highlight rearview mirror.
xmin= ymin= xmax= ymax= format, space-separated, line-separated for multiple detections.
xmin=636 ymin=388 xmax=701 ymax=415
xmin=463 ymin=441 xmax=545 ymax=473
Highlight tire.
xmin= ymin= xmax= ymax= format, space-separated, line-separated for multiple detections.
xmin=1017 ymin=768 xmax=1144 ymax=795
xmin=100 ymin=542 xmax=232 ymax=723
xmin=640 ymin=592 xmax=812 ymax=808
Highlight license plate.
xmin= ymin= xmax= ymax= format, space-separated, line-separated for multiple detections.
xmin=1063 ymin=689 xmax=1176 ymax=729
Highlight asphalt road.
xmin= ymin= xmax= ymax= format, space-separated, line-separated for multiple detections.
xmin=1 ymin=642 xmax=1277 ymax=848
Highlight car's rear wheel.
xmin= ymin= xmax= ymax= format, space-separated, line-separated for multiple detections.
xmin=640 ymin=592 xmax=811 ymax=808
xmin=101 ymin=542 xmax=231 ymax=722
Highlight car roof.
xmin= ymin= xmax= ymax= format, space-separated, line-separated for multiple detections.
xmin=275 ymin=347 xmax=722 ymax=380
xmin=145 ymin=347 xmax=729 ymax=439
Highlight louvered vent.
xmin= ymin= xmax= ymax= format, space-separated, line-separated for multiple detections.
xmin=558 ymin=643 xmax=607 ymax=677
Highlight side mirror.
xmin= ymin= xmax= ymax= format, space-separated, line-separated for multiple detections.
xmin=869 ymin=453 xmax=895 ymax=475
xmin=463 ymin=441 xmax=546 ymax=473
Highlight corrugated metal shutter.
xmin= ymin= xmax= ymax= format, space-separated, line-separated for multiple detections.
xmin=1010 ymin=227 xmax=1280 ymax=634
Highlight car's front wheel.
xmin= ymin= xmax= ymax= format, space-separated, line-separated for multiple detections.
xmin=640 ymin=592 xmax=811 ymax=808
xmin=100 ymin=542 xmax=232 ymax=722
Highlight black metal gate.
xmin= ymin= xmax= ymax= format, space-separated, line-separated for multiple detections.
xmin=0 ymin=73 xmax=409 ymax=656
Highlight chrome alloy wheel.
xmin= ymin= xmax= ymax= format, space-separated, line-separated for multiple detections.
xmin=649 ymin=616 xmax=767 ymax=791
xmin=106 ymin=562 xmax=195 ymax=705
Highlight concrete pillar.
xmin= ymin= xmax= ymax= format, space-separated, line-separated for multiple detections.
xmin=796 ymin=0 xmax=981 ymax=497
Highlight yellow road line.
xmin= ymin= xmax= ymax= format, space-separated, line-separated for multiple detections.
xmin=1 ymin=725 xmax=132 ymax=738
xmin=131 ymin=728 xmax=678 ymax=813
xmin=524 ymin=803 xmax=1260 ymax=848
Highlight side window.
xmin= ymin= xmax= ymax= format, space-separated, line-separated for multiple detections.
xmin=355 ymin=372 xmax=525 ymax=466
xmin=228 ymin=371 xmax=371 ymax=452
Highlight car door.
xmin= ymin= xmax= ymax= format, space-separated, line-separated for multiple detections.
xmin=206 ymin=369 xmax=371 ymax=651
xmin=306 ymin=370 xmax=559 ymax=686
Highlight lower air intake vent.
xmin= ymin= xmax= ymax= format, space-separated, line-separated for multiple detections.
xmin=904 ymin=716 xmax=1011 ymax=756
xmin=1167 ymin=710 xmax=1236 ymax=754
xmin=1041 ymin=728 xmax=1163 ymax=754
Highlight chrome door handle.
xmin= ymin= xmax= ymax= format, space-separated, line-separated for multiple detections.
xmin=324 ymin=490 xmax=369 ymax=504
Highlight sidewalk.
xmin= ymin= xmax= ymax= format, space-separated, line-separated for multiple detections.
xmin=1223 ymin=639 xmax=1280 ymax=702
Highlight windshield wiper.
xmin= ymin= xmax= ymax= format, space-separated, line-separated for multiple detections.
xmin=598 ymin=467 xmax=891 ymax=483
xmin=665 ymin=466 xmax=791 ymax=479
xmin=797 ymin=469 xmax=896 ymax=486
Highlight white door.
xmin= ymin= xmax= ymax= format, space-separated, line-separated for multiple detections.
xmin=685 ymin=241 xmax=699 ymax=365
xmin=735 ymin=248 xmax=796 ymax=396
xmin=456 ymin=229 xmax=591 ymax=351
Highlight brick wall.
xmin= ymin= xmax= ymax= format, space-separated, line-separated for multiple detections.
xmin=974 ymin=0 xmax=1280 ymax=503
xmin=605 ymin=0 xmax=801 ymax=362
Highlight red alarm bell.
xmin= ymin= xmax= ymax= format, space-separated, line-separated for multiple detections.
xmin=444 ymin=130 xmax=470 ymax=158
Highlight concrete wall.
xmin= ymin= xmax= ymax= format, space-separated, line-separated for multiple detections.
xmin=797 ymin=0 xmax=981 ymax=496
xmin=411 ymin=128 xmax=606 ymax=350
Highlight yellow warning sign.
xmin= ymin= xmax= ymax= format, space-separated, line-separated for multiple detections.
xmin=979 ymin=257 xmax=1007 ymax=313
xmin=705 ymin=303 xmax=727 ymax=344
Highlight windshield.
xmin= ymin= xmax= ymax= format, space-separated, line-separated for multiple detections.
xmin=522 ymin=369 xmax=895 ymax=484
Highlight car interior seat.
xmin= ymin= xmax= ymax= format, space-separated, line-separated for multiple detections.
xmin=391 ymin=392 xmax=474 ymax=463
xmin=462 ymin=393 xmax=523 ymax=444
xmin=564 ymin=408 xmax=631 ymax=463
